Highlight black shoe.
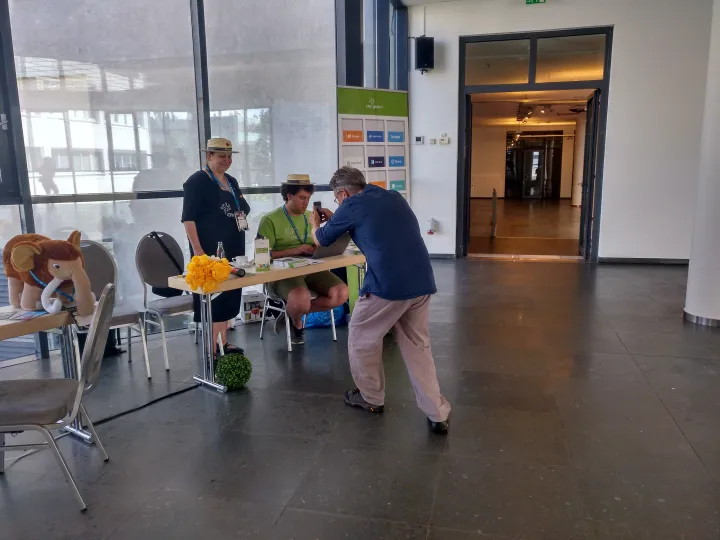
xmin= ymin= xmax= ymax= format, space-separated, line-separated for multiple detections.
xmin=344 ymin=389 xmax=384 ymax=414
xmin=290 ymin=325 xmax=305 ymax=345
xmin=216 ymin=343 xmax=245 ymax=357
xmin=428 ymin=417 xmax=449 ymax=435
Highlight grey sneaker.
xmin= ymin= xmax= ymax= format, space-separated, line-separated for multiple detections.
xmin=290 ymin=325 xmax=305 ymax=345
xmin=344 ymin=389 xmax=384 ymax=413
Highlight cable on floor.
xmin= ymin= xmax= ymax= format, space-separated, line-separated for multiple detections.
xmin=1 ymin=383 xmax=199 ymax=470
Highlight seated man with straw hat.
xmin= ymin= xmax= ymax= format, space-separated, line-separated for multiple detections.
xmin=257 ymin=174 xmax=348 ymax=345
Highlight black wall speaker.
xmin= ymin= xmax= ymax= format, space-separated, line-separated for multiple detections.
xmin=415 ymin=36 xmax=435 ymax=74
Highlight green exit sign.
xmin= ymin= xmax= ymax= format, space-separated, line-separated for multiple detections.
xmin=526 ymin=0 xmax=546 ymax=4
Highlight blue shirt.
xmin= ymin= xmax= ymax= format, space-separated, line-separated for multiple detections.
xmin=316 ymin=185 xmax=436 ymax=300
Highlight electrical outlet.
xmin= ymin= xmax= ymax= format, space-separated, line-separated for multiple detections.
xmin=413 ymin=136 xmax=424 ymax=145
xmin=439 ymin=136 xmax=450 ymax=145
xmin=429 ymin=138 xmax=437 ymax=144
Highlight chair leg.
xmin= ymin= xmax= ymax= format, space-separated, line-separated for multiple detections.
xmin=127 ymin=327 xmax=132 ymax=363
xmin=159 ymin=316 xmax=170 ymax=371
xmin=330 ymin=310 xmax=337 ymax=342
xmin=0 ymin=433 xmax=5 ymax=474
xmin=285 ymin=307 xmax=292 ymax=353
xmin=40 ymin=427 xmax=86 ymax=511
xmin=80 ymin=403 xmax=109 ymax=462
xmin=259 ymin=298 xmax=268 ymax=339
xmin=72 ymin=329 xmax=82 ymax=377
xmin=138 ymin=316 xmax=152 ymax=379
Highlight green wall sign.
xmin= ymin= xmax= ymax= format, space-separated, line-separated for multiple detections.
xmin=337 ymin=87 xmax=409 ymax=117
xmin=526 ymin=0 xmax=546 ymax=3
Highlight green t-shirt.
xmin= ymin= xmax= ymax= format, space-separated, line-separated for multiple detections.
xmin=257 ymin=206 xmax=314 ymax=252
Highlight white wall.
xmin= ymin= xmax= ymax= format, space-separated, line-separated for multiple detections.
xmin=470 ymin=125 xmax=575 ymax=198
xmin=408 ymin=0 xmax=713 ymax=257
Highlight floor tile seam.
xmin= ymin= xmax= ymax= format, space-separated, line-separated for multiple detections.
xmin=629 ymin=354 xmax=715 ymax=481
xmin=439 ymin=450 xmax=717 ymax=483
xmin=319 ymin=439 xmax=449 ymax=457
xmin=425 ymin=441 xmax=446 ymax=530
xmin=427 ymin=525 xmax=518 ymax=539
xmin=217 ymin=424 xmax=324 ymax=444
xmin=101 ymin=486 xmax=163 ymax=540
xmin=280 ymin=505 xmax=430 ymax=529
xmin=631 ymin=352 xmax=720 ymax=362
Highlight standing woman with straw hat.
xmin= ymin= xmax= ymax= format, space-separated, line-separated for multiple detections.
xmin=181 ymin=138 xmax=251 ymax=355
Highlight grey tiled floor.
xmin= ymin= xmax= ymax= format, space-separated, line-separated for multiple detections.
xmin=1 ymin=261 xmax=720 ymax=539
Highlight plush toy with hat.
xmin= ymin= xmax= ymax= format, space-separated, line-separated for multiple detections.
xmin=2 ymin=231 xmax=95 ymax=317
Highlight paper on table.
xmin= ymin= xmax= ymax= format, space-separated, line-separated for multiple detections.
xmin=10 ymin=310 xmax=48 ymax=321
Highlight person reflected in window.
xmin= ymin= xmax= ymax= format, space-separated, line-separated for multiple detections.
xmin=38 ymin=157 xmax=59 ymax=195
xmin=181 ymin=138 xmax=251 ymax=355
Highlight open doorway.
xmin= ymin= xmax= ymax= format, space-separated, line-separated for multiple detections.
xmin=468 ymin=89 xmax=596 ymax=258
xmin=456 ymin=28 xmax=612 ymax=261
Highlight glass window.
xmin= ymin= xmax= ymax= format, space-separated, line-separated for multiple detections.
xmin=389 ymin=2 xmax=397 ymax=90
xmin=465 ymin=40 xmax=531 ymax=85
xmin=205 ymin=0 xmax=338 ymax=188
xmin=9 ymin=0 xmax=200 ymax=195
xmin=0 ymin=206 xmax=35 ymax=363
xmin=536 ymin=34 xmax=606 ymax=83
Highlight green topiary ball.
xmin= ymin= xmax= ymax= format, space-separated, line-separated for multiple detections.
xmin=215 ymin=352 xmax=252 ymax=390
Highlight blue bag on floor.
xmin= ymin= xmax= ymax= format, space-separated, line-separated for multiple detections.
xmin=304 ymin=305 xmax=346 ymax=329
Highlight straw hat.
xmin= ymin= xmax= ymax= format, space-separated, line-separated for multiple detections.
xmin=283 ymin=173 xmax=314 ymax=185
xmin=201 ymin=137 xmax=239 ymax=153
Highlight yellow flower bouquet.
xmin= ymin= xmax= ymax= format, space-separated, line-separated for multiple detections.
xmin=185 ymin=254 xmax=233 ymax=293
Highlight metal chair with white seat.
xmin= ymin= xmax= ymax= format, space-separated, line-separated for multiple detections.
xmin=258 ymin=286 xmax=337 ymax=352
xmin=135 ymin=231 xmax=194 ymax=374
xmin=0 ymin=284 xmax=116 ymax=511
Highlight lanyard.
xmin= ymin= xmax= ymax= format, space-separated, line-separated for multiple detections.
xmin=205 ymin=167 xmax=242 ymax=211
xmin=29 ymin=270 xmax=75 ymax=302
xmin=282 ymin=205 xmax=308 ymax=245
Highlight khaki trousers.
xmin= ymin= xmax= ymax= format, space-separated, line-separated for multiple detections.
xmin=348 ymin=294 xmax=451 ymax=422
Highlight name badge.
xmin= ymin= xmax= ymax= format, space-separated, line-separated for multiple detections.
xmin=235 ymin=211 xmax=249 ymax=232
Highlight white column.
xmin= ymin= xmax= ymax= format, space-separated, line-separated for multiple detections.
xmin=685 ymin=0 xmax=720 ymax=325
xmin=571 ymin=115 xmax=586 ymax=207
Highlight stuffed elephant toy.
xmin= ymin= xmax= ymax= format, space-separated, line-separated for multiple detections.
xmin=2 ymin=231 xmax=95 ymax=317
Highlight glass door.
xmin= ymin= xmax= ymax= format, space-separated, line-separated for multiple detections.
xmin=579 ymin=89 xmax=601 ymax=258
xmin=522 ymin=149 xmax=544 ymax=199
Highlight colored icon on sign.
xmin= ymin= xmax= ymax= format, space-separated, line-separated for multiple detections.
xmin=343 ymin=157 xmax=364 ymax=168
xmin=388 ymin=131 xmax=405 ymax=142
xmin=366 ymin=130 xmax=385 ymax=142
xmin=370 ymin=181 xmax=387 ymax=189
xmin=389 ymin=156 xmax=405 ymax=167
xmin=343 ymin=130 xmax=363 ymax=142
xmin=368 ymin=156 xmax=385 ymax=168
xmin=389 ymin=180 xmax=406 ymax=191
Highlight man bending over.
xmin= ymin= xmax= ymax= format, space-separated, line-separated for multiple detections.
xmin=310 ymin=167 xmax=451 ymax=433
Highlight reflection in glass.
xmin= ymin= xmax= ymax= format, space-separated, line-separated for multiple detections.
xmin=536 ymin=35 xmax=606 ymax=83
xmin=465 ymin=40 xmax=530 ymax=85
xmin=0 ymin=206 xmax=35 ymax=362
xmin=204 ymin=0 xmax=337 ymax=187
xmin=10 ymin=0 xmax=200 ymax=195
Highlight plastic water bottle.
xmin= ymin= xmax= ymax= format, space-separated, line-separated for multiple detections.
xmin=216 ymin=241 xmax=225 ymax=259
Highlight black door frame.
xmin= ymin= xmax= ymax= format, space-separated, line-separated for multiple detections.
xmin=456 ymin=26 xmax=613 ymax=261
